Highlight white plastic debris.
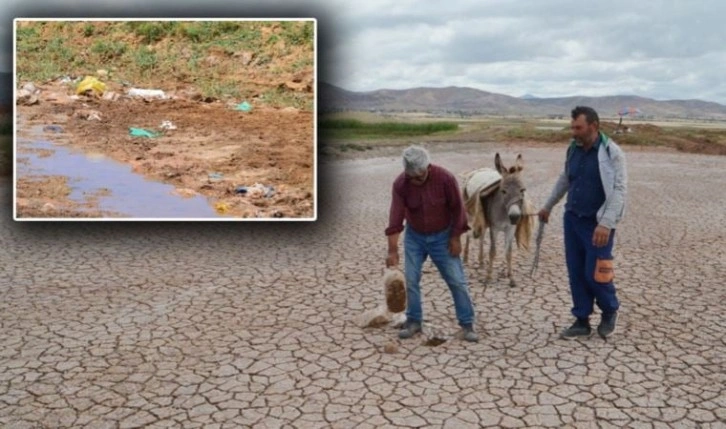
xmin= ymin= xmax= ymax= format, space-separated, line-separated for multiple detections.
xmin=160 ymin=120 xmax=177 ymax=130
xmin=243 ymin=183 xmax=275 ymax=199
xmin=16 ymin=89 xmax=38 ymax=105
xmin=128 ymin=88 xmax=168 ymax=99
xmin=102 ymin=91 xmax=120 ymax=101
xmin=21 ymin=82 xmax=38 ymax=93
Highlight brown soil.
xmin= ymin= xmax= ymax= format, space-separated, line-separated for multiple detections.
xmin=16 ymin=81 xmax=315 ymax=219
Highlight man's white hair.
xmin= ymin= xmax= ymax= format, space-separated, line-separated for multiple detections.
xmin=402 ymin=145 xmax=430 ymax=174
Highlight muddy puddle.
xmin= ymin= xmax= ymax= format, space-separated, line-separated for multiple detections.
xmin=16 ymin=138 xmax=225 ymax=219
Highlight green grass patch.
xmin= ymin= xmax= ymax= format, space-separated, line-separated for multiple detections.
xmin=197 ymin=79 xmax=243 ymax=100
xmin=319 ymin=119 xmax=459 ymax=139
xmin=280 ymin=21 xmax=314 ymax=48
xmin=126 ymin=21 xmax=178 ymax=44
xmin=15 ymin=20 xmax=314 ymax=110
xmin=261 ymin=87 xmax=313 ymax=110
xmin=90 ymin=40 xmax=127 ymax=60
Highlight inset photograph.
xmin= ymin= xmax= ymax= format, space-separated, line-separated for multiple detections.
xmin=14 ymin=18 xmax=316 ymax=220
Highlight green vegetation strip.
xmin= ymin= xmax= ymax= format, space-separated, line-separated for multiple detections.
xmin=320 ymin=119 xmax=458 ymax=138
xmin=15 ymin=21 xmax=314 ymax=108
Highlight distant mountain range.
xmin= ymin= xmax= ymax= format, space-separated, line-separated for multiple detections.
xmin=5 ymin=72 xmax=724 ymax=120
xmin=320 ymin=82 xmax=726 ymax=120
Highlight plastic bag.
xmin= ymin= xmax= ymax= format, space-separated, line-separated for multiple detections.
xmin=234 ymin=101 xmax=253 ymax=112
xmin=128 ymin=127 xmax=160 ymax=138
xmin=76 ymin=76 xmax=106 ymax=96
xmin=128 ymin=88 xmax=167 ymax=99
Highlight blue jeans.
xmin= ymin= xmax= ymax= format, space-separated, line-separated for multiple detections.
xmin=404 ymin=226 xmax=476 ymax=326
xmin=564 ymin=211 xmax=620 ymax=320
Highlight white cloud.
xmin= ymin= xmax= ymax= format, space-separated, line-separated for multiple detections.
xmin=4 ymin=0 xmax=726 ymax=104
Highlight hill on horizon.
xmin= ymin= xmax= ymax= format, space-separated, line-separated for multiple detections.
xmin=319 ymin=82 xmax=726 ymax=120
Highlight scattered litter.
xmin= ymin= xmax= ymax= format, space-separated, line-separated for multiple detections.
xmin=208 ymin=172 xmax=224 ymax=183
xmin=102 ymin=91 xmax=120 ymax=101
xmin=74 ymin=109 xmax=102 ymax=121
xmin=234 ymin=101 xmax=253 ymax=112
xmin=236 ymin=183 xmax=275 ymax=198
xmin=214 ymin=202 xmax=229 ymax=214
xmin=22 ymin=83 xmax=38 ymax=93
xmin=76 ymin=76 xmax=106 ymax=96
xmin=129 ymin=127 xmax=160 ymax=138
xmin=128 ymin=88 xmax=167 ymax=99
xmin=96 ymin=69 xmax=109 ymax=78
xmin=17 ymin=82 xmax=40 ymax=105
xmin=43 ymin=125 xmax=63 ymax=133
xmin=160 ymin=120 xmax=177 ymax=130
xmin=17 ymin=90 xmax=39 ymax=105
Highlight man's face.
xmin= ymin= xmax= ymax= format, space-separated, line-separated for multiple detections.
xmin=406 ymin=167 xmax=429 ymax=186
xmin=571 ymin=114 xmax=597 ymax=144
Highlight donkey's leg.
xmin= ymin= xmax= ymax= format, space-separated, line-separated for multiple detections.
xmin=478 ymin=229 xmax=485 ymax=267
xmin=504 ymin=228 xmax=516 ymax=287
xmin=463 ymin=232 xmax=470 ymax=264
xmin=486 ymin=228 xmax=496 ymax=283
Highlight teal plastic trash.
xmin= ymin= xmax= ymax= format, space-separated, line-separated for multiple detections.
xmin=234 ymin=101 xmax=253 ymax=112
xmin=129 ymin=127 xmax=160 ymax=138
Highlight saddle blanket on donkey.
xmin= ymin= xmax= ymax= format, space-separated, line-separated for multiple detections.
xmin=461 ymin=168 xmax=502 ymax=238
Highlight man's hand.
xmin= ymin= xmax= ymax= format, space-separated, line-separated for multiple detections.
xmin=537 ymin=208 xmax=550 ymax=224
xmin=593 ymin=225 xmax=610 ymax=248
xmin=386 ymin=249 xmax=399 ymax=267
xmin=448 ymin=235 xmax=462 ymax=257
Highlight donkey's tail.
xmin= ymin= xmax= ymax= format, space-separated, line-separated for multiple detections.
xmin=515 ymin=198 xmax=536 ymax=251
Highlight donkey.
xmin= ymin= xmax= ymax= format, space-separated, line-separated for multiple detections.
xmin=463 ymin=153 xmax=534 ymax=287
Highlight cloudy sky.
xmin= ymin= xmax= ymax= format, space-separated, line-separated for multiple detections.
xmin=5 ymin=0 xmax=726 ymax=104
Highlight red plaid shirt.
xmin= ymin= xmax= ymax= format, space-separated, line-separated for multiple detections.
xmin=385 ymin=164 xmax=469 ymax=237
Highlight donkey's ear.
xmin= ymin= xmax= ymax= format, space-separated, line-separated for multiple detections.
xmin=495 ymin=153 xmax=505 ymax=174
xmin=514 ymin=154 xmax=524 ymax=172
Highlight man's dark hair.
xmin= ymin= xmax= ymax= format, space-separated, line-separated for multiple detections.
xmin=571 ymin=106 xmax=599 ymax=126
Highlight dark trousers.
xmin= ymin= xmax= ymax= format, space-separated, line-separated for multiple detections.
xmin=564 ymin=211 xmax=620 ymax=320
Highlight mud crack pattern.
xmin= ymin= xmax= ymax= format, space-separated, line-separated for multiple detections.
xmin=1 ymin=144 xmax=724 ymax=428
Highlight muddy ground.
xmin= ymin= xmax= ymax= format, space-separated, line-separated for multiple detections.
xmin=15 ymin=81 xmax=315 ymax=219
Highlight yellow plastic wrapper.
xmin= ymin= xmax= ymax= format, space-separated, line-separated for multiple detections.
xmin=76 ymin=76 xmax=106 ymax=96
xmin=214 ymin=202 xmax=229 ymax=214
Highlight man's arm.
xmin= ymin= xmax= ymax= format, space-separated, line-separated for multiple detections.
xmin=598 ymin=146 xmax=627 ymax=230
xmin=386 ymin=233 xmax=400 ymax=267
xmin=385 ymin=183 xmax=406 ymax=267
xmin=543 ymin=170 xmax=569 ymax=213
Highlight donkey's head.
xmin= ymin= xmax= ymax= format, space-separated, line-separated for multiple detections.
xmin=494 ymin=153 xmax=526 ymax=225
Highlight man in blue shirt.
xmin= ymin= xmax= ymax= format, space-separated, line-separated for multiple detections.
xmin=538 ymin=106 xmax=628 ymax=340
